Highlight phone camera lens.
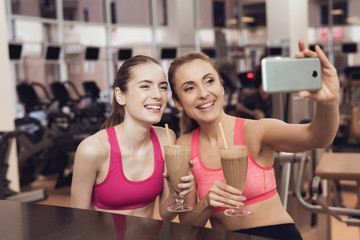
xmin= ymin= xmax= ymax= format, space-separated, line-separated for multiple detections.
xmin=312 ymin=71 xmax=318 ymax=78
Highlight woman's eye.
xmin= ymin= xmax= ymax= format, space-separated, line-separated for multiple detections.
xmin=140 ymin=85 xmax=150 ymax=89
xmin=206 ymin=78 xmax=215 ymax=84
xmin=160 ymin=85 xmax=168 ymax=91
xmin=184 ymin=86 xmax=194 ymax=92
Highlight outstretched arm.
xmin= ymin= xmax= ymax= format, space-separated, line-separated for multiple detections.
xmin=257 ymin=39 xmax=340 ymax=153
xmin=295 ymin=39 xmax=340 ymax=147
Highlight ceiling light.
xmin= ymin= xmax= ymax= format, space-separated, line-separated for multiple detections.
xmin=227 ymin=19 xmax=238 ymax=25
xmin=331 ymin=9 xmax=344 ymax=15
xmin=346 ymin=17 xmax=360 ymax=24
xmin=241 ymin=16 xmax=255 ymax=23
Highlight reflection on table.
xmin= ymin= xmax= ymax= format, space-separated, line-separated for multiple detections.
xmin=0 ymin=200 xmax=271 ymax=240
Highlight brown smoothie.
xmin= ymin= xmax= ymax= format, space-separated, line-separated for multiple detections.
xmin=220 ymin=145 xmax=248 ymax=190
xmin=164 ymin=145 xmax=191 ymax=193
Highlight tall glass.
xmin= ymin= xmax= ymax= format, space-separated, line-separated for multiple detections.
xmin=220 ymin=145 xmax=251 ymax=216
xmin=164 ymin=145 xmax=193 ymax=212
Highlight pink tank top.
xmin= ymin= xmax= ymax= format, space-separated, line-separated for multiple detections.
xmin=91 ymin=127 xmax=164 ymax=210
xmin=191 ymin=118 xmax=276 ymax=212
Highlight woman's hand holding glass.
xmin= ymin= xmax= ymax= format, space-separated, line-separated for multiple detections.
xmin=164 ymin=171 xmax=194 ymax=197
xmin=206 ymin=180 xmax=246 ymax=210
xmin=163 ymin=145 xmax=194 ymax=213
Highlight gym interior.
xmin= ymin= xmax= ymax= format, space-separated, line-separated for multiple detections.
xmin=0 ymin=0 xmax=359 ymax=239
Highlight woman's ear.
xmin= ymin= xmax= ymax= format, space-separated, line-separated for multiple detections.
xmin=172 ymin=96 xmax=183 ymax=112
xmin=219 ymin=77 xmax=225 ymax=96
xmin=115 ymin=87 xmax=126 ymax=105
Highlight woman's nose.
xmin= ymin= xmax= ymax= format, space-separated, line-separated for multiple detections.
xmin=198 ymin=85 xmax=209 ymax=98
xmin=151 ymin=87 xmax=162 ymax=99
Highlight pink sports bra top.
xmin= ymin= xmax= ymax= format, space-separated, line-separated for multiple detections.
xmin=190 ymin=118 xmax=276 ymax=212
xmin=91 ymin=127 xmax=164 ymax=210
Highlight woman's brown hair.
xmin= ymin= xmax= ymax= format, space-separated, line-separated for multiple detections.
xmin=168 ymin=52 xmax=221 ymax=135
xmin=101 ymin=55 xmax=162 ymax=129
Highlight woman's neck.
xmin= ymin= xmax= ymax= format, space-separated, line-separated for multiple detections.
xmin=198 ymin=113 xmax=234 ymax=147
xmin=115 ymin=118 xmax=152 ymax=150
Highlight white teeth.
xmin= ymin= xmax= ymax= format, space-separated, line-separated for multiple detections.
xmin=198 ymin=102 xmax=214 ymax=109
xmin=146 ymin=105 xmax=161 ymax=110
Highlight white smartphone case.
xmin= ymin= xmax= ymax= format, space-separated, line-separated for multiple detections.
xmin=261 ymin=57 xmax=322 ymax=93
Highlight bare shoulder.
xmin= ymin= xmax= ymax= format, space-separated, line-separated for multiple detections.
xmin=243 ymin=117 xmax=297 ymax=148
xmin=152 ymin=126 xmax=176 ymax=146
xmin=175 ymin=132 xmax=193 ymax=145
xmin=152 ymin=125 xmax=175 ymax=137
xmin=75 ymin=129 xmax=110 ymax=165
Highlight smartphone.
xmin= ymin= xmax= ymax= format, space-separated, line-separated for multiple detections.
xmin=261 ymin=57 xmax=322 ymax=93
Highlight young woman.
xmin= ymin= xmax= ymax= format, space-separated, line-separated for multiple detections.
xmin=167 ymin=39 xmax=339 ymax=239
xmin=71 ymin=55 xmax=193 ymax=221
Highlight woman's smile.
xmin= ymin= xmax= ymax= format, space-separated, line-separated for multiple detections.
xmin=144 ymin=103 xmax=162 ymax=113
xmin=196 ymin=101 xmax=215 ymax=112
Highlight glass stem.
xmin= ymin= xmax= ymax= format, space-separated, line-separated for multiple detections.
xmin=175 ymin=195 xmax=184 ymax=205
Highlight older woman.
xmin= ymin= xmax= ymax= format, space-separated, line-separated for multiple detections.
xmin=167 ymin=39 xmax=339 ymax=239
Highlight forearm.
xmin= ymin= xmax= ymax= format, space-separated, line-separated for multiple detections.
xmin=70 ymin=194 xmax=93 ymax=210
xmin=310 ymin=99 xmax=340 ymax=147
xmin=70 ymin=179 xmax=95 ymax=211
xmin=179 ymin=196 xmax=213 ymax=227
xmin=159 ymin=194 xmax=178 ymax=221
xmin=159 ymin=170 xmax=194 ymax=221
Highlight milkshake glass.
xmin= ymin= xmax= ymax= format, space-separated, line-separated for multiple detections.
xmin=220 ymin=145 xmax=251 ymax=216
xmin=164 ymin=145 xmax=193 ymax=212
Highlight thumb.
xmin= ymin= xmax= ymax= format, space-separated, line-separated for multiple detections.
xmin=298 ymin=90 xmax=311 ymax=98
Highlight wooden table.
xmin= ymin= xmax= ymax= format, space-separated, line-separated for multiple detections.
xmin=315 ymin=152 xmax=360 ymax=209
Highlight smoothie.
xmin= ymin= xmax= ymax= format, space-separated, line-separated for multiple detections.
xmin=220 ymin=145 xmax=250 ymax=216
xmin=220 ymin=145 xmax=248 ymax=192
xmin=164 ymin=145 xmax=191 ymax=193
